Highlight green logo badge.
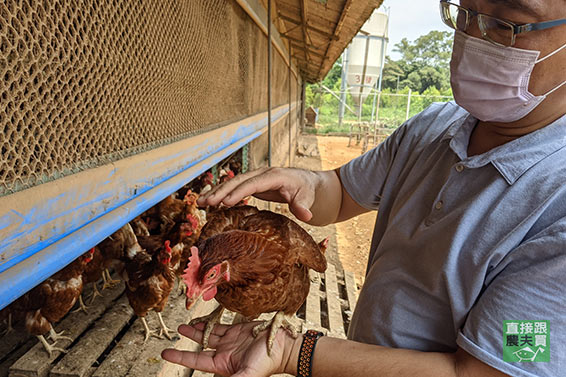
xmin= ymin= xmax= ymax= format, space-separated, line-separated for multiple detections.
xmin=503 ymin=320 xmax=549 ymax=362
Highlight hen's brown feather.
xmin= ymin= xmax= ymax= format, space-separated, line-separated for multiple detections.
xmin=198 ymin=205 xmax=259 ymax=242
xmin=12 ymin=252 xmax=90 ymax=336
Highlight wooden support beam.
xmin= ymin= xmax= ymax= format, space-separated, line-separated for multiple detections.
xmin=317 ymin=0 xmax=355 ymax=79
xmin=299 ymin=0 xmax=311 ymax=61
xmin=333 ymin=0 xmax=354 ymax=38
xmin=287 ymin=40 xmax=326 ymax=58
xmin=277 ymin=13 xmax=336 ymax=39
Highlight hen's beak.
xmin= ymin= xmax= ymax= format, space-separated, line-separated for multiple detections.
xmin=185 ymin=297 xmax=195 ymax=310
xmin=185 ymin=292 xmax=202 ymax=310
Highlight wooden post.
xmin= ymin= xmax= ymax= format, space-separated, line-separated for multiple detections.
xmin=405 ymin=89 xmax=412 ymax=121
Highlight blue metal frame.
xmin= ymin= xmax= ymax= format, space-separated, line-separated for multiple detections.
xmin=0 ymin=105 xmax=291 ymax=311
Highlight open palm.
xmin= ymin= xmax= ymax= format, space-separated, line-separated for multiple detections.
xmin=162 ymin=321 xmax=292 ymax=377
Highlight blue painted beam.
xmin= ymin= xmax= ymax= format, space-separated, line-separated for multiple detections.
xmin=0 ymin=104 xmax=294 ymax=311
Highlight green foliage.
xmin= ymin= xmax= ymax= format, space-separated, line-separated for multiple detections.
xmin=383 ymin=30 xmax=453 ymax=93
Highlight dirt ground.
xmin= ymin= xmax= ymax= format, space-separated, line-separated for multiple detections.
xmin=273 ymin=134 xmax=378 ymax=287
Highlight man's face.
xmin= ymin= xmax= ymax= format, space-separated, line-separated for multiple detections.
xmin=459 ymin=0 xmax=566 ymax=101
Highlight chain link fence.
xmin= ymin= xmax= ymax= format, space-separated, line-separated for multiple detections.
xmin=305 ymin=86 xmax=453 ymax=135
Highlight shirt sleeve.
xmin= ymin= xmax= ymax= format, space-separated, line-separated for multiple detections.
xmin=339 ymin=102 xmax=466 ymax=210
xmin=339 ymin=122 xmax=409 ymax=210
xmin=456 ymin=222 xmax=566 ymax=377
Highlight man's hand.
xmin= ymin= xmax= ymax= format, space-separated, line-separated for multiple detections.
xmin=161 ymin=321 xmax=298 ymax=377
xmin=197 ymin=167 xmax=341 ymax=224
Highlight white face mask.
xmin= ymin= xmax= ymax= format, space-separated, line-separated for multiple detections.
xmin=450 ymin=31 xmax=566 ymax=123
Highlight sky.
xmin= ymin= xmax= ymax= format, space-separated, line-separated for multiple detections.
xmin=380 ymin=0 xmax=452 ymax=60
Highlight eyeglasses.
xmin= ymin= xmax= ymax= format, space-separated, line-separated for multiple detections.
xmin=440 ymin=0 xmax=566 ymax=47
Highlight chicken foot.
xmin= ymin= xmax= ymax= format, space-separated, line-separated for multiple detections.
xmin=37 ymin=335 xmax=68 ymax=358
xmin=48 ymin=327 xmax=73 ymax=343
xmin=102 ymin=269 xmax=120 ymax=290
xmin=37 ymin=327 xmax=72 ymax=357
xmin=140 ymin=317 xmax=159 ymax=343
xmin=72 ymin=294 xmax=89 ymax=313
xmin=88 ymin=283 xmax=104 ymax=304
xmin=189 ymin=306 xmax=225 ymax=349
xmin=252 ymin=311 xmax=299 ymax=356
xmin=157 ymin=312 xmax=175 ymax=340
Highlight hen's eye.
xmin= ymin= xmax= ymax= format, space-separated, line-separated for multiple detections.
xmin=207 ymin=270 xmax=217 ymax=280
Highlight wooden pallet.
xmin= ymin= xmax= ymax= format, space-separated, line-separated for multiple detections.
xmin=0 ymin=266 xmax=359 ymax=377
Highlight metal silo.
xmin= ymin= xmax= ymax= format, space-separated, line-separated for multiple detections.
xmin=345 ymin=10 xmax=389 ymax=118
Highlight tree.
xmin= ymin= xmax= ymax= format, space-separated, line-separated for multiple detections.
xmin=383 ymin=30 xmax=453 ymax=93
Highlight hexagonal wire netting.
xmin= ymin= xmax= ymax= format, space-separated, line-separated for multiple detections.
xmin=0 ymin=0 xmax=298 ymax=196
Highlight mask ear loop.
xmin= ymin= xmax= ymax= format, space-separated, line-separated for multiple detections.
xmin=535 ymin=43 xmax=566 ymax=63
xmin=543 ymin=80 xmax=566 ymax=97
xmin=535 ymin=43 xmax=566 ymax=97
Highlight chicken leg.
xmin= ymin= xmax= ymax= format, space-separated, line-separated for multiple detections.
xmin=189 ymin=306 xmax=224 ymax=349
xmin=252 ymin=311 xmax=299 ymax=356
xmin=141 ymin=317 xmax=158 ymax=343
xmin=157 ymin=312 xmax=174 ymax=340
xmin=72 ymin=294 xmax=89 ymax=313
xmin=102 ymin=269 xmax=120 ymax=290
xmin=1 ymin=313 xmax=13 ymax=336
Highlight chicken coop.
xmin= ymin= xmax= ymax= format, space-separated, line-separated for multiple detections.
xmin=0 ymin=0 xmax=382 ymax=376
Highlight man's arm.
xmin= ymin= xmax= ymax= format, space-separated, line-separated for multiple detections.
xmin=197 ymin=167 xmax=369 ymax=226
xmin=284 ymin=335 xmax=509 ymax=377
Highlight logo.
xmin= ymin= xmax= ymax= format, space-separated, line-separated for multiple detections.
xmin=503 ymin=320 xmax=549 ymax=362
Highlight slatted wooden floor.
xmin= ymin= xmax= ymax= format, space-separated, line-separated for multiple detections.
xmin=0 ymin=265 xmax=359 ymax=377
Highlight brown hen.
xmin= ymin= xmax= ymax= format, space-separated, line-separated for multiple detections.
xmin=183 ymin=207 xmax=327 ymax=355
xmin=11 ymin=249 xmax=94 ymax=357
xmin=124 ymin=237 xmax=183 ymax=341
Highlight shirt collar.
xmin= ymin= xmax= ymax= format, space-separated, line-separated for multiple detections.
xmin=443 ymin=113 xmax=566 ymax=185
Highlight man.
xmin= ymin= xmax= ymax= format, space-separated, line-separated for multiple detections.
xmin=163 ymin=1 xmax=566 ymax=376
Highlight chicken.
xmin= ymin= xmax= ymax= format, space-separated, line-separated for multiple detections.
xmin=130 ymin=216 xmax=150 ymax=236
xmin=125 ymin=236 xmax=184 ymax=341
xmin=182 ymin=208 xmax=327 ymax=355
xmin=97 ymin=223 xmax=144 ymax=288
xmin=142 ymin=191 xmax=204 ymax=236
xmin=74 ymin=247 xmax=105 ymax=312
xmin=12 ymin=249 xmax=94 ymax=357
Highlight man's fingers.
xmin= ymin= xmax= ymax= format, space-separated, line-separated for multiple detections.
xmin=161 ymin=349 xmax=217 ymax=372
xmin=178 ymin=324 xmax=227 ymax=347
xmin=197 ymin=169 xmax=266 ymax=206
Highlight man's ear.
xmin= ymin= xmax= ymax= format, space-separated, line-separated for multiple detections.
xmin=220 ymin=261 xmax=230 ymax=282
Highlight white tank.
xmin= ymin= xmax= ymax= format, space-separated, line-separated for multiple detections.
xmin=346 ymin=11 xmax=389 ymax=107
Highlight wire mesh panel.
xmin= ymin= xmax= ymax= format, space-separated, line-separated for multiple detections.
xmin=0 ymin=0 xmax=297 ymax=196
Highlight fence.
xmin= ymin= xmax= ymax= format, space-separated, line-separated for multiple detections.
xmin=305 ymin=87 xmax=453 ymax=134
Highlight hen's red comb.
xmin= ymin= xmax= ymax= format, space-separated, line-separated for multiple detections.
xmin=182 ymin=247 xmax=201 ymax=295
xmin=227 ymin=170 xmax=235 ymax=178
xmin=164 ymin=240 xmax=172 ymax=254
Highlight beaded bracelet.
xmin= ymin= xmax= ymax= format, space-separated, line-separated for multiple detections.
xmin=297 ymin=329 xmax=324 ymax=377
